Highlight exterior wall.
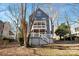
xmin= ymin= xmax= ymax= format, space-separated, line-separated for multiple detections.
xmin=46 ymin=19 xmax=50 ymax=34
xmin=29 ymin=8 xmax=50 ymax=35
xmin=9 ymin=35 xmax=16 ymax=39
xmin=0 ymin=21 xmax=15 ymax=39
xmin=29 ymin=37 xmax=53 ymax=46
xmin=2 ymin=22 xmax=11 ymax=38
xmin=31 ymin=20 xmax=47 ymax=37
xmin=71 ymin=27 xmax=79 ymax=36
xmin=32 ymin=20 xmax=47 ymax=29
xmin=29 ymin=8 xmax=53 ymax=45
xmin=70 ymin=24 xmax=79 ymax=35
xmin=75 ymin=27 xmax=79 ymax=32
xmin=29 ymin=37 xmax=47 ymax=46
xmin=0 ymin=21 xmax=4 ymax=37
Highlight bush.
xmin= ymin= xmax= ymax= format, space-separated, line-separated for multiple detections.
xmin=3 ymin=37 xmax=15 ymax=42
xmin=2 ymin=37 xmax=9 ymax=46
xmin=3 ymin=37 xmax=10 ymax=40
xmin=19 ymin=38 xmax=24 ymax=46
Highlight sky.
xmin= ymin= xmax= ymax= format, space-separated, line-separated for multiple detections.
xmin=0 ymin=3 xmax=79 ymax=32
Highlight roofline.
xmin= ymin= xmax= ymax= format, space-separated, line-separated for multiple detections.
xmin=29 ymin=8 xmax=49 ymax=18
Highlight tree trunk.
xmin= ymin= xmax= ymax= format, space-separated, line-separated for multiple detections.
xmin=64 ymin=36 xmax=65 ymax=41
xmin=20 ymin=3 xmax=29 ymax=47
xmin=21 ymin=19 xmax=28 ymax=47
xmin=16 ymin=26 xmax=19 ymax=42
xmin=60 ymin=35 xmax=61 ymax=40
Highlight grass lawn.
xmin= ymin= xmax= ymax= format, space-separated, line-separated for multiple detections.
xmin=35 ymin=48 xmax=79 ymax=56
xmin=0 ymin=40 xmax=79 ymax=56
xmin=1 ymin=46 xmax=79 ymax=56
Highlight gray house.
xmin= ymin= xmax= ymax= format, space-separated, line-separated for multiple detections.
xmin=29 ymin=8 xmax=53 ymax=46
xmin=0 ymin=20 xmax=15 ymax=39
xmin=0 ymin=20 xmax=4 ymax=37
xmin=2 ymin=22 xmax=15 ymax=39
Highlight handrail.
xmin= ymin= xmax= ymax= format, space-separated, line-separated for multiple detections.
xmin=32 ymin=25 xmax=46 ymax=29
xmin=40 ymin=34 xmax=49 ymax=44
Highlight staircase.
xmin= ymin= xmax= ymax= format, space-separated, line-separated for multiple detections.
xmin=29 ymin=34 xmax=53 ymax=46
xmin=41 ymin=34 xmax=53 ymax=44
xmin=41 ymin=34 xmax=50 ymax=44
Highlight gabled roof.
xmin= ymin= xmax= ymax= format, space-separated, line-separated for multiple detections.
xmin=29 ymin=8 xmax=49 ymax=19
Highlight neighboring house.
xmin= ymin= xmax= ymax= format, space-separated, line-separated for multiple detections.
xmin=2 ymin=22 xmax=15 ymax=39
xmin=29 ymin=8 xmax=53 ymax=46
xmin=0 ymin=20 xmax=4 ymax=37
xmin=75 ymin=27 xmax=79 ymax=32
xmin=2 ymin=22 xmax=11 ymax=38
xmin=0 ymin=21 xmax=15 ymax=39
xmin=71 ymin=27 xmax=79 ymax=36
xmin=9 ymin=31 xmax=15 ymax=39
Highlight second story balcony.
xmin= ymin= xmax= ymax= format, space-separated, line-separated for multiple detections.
xmin=32 ymin=25 xmax=47 ymax=29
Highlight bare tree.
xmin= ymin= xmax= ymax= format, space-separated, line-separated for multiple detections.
xmin=5 ymin=4 xmax=20 ymax=43
xmin=64 ymin=4 xmax=79 ymax=41
xmin=48 ymin=4 xmax=59 ymax=35
xmin=20 ymin=3 xmax=28 ymax=47
xmin=28 ymin=4 xmax=35 ymax=41
xmin=64 ymin=11 xmax=72 ymax=40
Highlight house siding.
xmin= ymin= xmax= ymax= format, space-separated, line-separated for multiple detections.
xmin=0 ymin=21 xmax=4 ymax=37
xmin=2 ymin=22 xmax=11 ymax=38
xmin=29 ymin=8 xmax=53 ymax=46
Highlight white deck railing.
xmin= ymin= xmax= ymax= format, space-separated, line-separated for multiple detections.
xmin=32 ymin=25 xmax=47 ymax=29
xmin=31 ymin=33 xmax=47 ymax=37
xmin=30 ymin=33 xmax=53 ymax=37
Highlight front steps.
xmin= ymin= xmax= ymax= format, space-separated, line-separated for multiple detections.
xmin=29 ymin=37 xmax=53 ymax=46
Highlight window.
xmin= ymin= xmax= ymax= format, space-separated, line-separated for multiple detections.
xmin=34 ymin=22 xmax=38 ymax=25
xmin=42 ymin=22 xmax=45 ymax=25
xmin=42 ymin=18 xmax=46 ymax=20
xmin=38 ymin=22 xmax=41 ymax=25
xmin=37 ymin=11 xmax=42 ymax=17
